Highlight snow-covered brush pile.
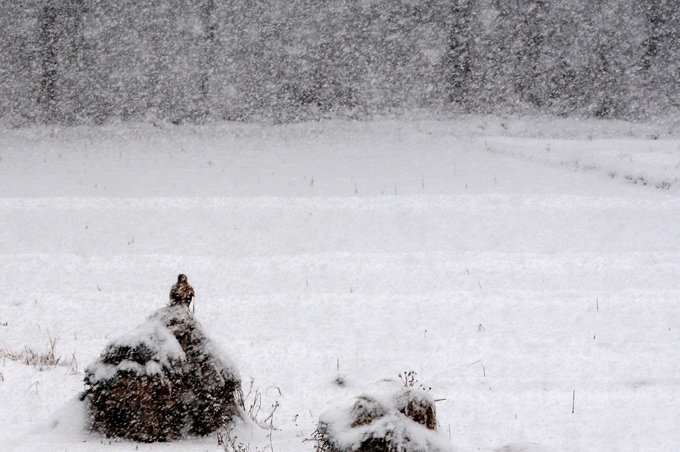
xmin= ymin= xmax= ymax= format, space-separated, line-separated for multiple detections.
xmin=81 ymin=304 xmax=242 ymax=442
xmin=313 ymin=379 xmax=453 ymax=452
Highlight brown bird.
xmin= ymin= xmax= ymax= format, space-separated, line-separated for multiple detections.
xmin=169 ymin=274 xmax=194 ymax=307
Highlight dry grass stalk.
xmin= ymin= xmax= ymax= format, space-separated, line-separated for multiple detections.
xmin=0 ymin=335 xmax=76 ymax=371
xmin=218 ymin=379 xmax=280 ymax=452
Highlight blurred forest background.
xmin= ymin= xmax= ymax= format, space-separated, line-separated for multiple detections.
xmin=0 ymin=0 xmax=678 ymax=125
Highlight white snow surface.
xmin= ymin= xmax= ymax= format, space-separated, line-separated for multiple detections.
xmin=1 ymin=117 xmax=680 ymax=451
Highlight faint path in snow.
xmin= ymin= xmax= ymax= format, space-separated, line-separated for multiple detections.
xmin=482 ymin=137 xmax=680 ymax=192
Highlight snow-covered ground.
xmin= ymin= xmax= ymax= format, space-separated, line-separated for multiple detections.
xmin=1 ymin=117 xmax=680 ymax=451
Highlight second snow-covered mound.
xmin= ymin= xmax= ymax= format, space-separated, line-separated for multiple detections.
xmin=315 ymin=379 xmax=453 ymax=452
xmin=82 ymin=304 xmax=241 ymax=442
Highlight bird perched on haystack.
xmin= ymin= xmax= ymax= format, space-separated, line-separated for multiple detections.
xmin=170 ymin=274 xmax=194 ymax=307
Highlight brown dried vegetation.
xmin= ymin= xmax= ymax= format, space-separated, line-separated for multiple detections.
xmin=82 ymin=305 xmax=241 ymax=442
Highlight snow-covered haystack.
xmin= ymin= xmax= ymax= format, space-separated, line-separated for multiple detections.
xmin=82 ymin=303 xmax=241 ymax=442
xmin=314 ymin=380 xmax=453 ymax=452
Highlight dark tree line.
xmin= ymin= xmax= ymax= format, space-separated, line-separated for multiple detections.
xmin=0 ymin=0 xmax=678 ymax=125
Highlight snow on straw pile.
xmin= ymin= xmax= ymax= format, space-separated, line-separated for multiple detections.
xmin=314 ymin=379 xmax=454 ymax=452
xmin=82 ymin=300 xmax=241 ymax=442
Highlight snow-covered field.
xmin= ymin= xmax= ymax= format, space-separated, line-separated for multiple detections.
xmin=1 ymin=117 xmax=680 ymax=451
